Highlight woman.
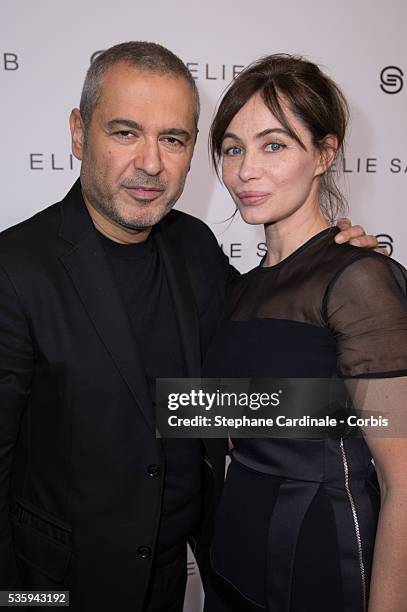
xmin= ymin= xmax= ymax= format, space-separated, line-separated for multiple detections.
xmin=203 ymin=54 xmax=407 ymax=612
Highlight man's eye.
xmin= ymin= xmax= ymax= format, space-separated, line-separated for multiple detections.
xmin=114 ymin=131 xmax=135 ymax=139
xmin=223 ymin=146 xmax=242 ymax=156
xmin=265 ymin=142 xmax=284 ymax=152
xmin=162 ymin=137 xmax=184 ymax=147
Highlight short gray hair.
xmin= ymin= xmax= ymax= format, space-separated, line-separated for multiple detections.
xmin=79 ymin=41 xmax=200 ymax=132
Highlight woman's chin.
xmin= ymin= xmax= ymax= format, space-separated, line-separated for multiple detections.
xmin=239 ymin=209 xmax=275 ymax=226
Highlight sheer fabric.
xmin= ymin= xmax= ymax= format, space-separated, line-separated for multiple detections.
xmin=223 ymin=228 xmax=407 ymax=378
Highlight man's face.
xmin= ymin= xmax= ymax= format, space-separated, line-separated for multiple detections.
xmin=70 ymin=63 xmax=197 ymax=232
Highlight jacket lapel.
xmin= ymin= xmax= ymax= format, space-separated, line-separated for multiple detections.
xmin=154 ymin=219 xmax=201 ymax=377
xmin=58 ymin=181 xmax=155 ymax=431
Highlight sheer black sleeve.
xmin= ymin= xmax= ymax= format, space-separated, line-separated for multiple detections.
xmin=323 ymin=253 xmax=407 ymax=378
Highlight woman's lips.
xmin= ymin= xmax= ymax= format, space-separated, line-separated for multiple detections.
xmin=124 ymin=186 xmax=164 ymax=201
xmin=237 ymin=191 xmax=271 ymax=205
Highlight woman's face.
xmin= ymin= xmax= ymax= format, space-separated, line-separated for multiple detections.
xmin=221 ymin=92 xmax=325 ymax=226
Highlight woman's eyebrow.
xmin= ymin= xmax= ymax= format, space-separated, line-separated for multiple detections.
xmin=255 ymin=127 xmax=291 ymax=139
xmin=223 ymin=127 xmax=291 ymax=141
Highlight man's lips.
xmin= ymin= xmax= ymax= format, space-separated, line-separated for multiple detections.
xmin=236 ymin=191 xmax=271 ymax=205
xmin=123 ymin=185 xmax=165 ymax=201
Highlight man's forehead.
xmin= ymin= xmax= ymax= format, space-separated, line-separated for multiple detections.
xmin=95 ymin=63 xmax=196 ymax=124
xmin=99 ymin=63 xmax=193 ymax=101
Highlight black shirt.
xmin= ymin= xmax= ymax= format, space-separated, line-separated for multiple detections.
xmin=99 ymin=231 xmax=203 ymax=565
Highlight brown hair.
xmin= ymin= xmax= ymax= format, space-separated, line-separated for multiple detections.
xmin=210 ymin=54 xmax=349 ymax=223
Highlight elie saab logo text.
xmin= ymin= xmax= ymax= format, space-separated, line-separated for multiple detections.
xmin=90 ymin=50 xmax=244 ymax=82
xmin=380 ymin=66 xmax=403 ymax=94
xmin=2 ymin=53 xmax=19 ymax=70
xmin=220 ymin=236 xmax=394 ymax=259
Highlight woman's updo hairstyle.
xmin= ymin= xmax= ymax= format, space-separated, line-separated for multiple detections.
xmin=210 ymin=54 xmax=349 ymax=223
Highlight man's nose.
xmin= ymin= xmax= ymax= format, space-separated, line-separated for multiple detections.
xmin=134 ymin=139 xmax=164 ymax=176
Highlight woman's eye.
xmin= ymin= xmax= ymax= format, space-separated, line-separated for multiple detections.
xmin=266 ymin=142 xmax=284 ymax=152
xmin=224 ymin=146 xmax=243 ymax=156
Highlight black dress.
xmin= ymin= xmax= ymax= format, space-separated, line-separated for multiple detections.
xmin=203 ymin=228 xmax=407 ymax=612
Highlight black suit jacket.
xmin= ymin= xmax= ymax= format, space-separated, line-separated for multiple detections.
xmin=0 ymin=181 xmax=231 ymax=611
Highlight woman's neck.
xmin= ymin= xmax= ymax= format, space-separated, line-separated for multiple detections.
xmin=263 ymin=204 xmax=330 ymax=267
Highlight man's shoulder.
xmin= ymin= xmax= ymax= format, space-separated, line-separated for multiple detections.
xmin=156 ymin=209 xmax=231 ymax=285
xmin=162 ymin=207 xmax=209 ymax=229
xmin=160 ymin=208 xmax=219 ymax=247
xmin=0 ymin=200 xmax=61 ymax=250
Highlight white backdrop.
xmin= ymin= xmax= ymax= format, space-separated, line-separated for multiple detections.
xmin=1 ymin=1 xmax=406 ymax=609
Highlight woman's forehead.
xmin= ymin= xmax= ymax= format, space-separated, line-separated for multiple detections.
xmin=225 ymin=92 xmax=309 ymax=141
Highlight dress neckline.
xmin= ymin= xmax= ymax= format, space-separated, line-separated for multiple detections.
xmin=257 ymin=226 xmax=339 ymax=272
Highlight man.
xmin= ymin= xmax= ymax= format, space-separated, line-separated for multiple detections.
xmin=0 ymin=42 xmax=377 ymax=611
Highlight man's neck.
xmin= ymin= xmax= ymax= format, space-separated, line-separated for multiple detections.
xmin=83 ymin=196 xmax=151 ymax=244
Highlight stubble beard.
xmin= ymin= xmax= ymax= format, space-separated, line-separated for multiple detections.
xmin=81 ymin=160 xmax=181 ymax=231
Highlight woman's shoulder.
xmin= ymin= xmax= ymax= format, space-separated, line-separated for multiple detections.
xmin=321 ymin=241 xmax=407 ymax=378
xmin=323 ymin=239 xmax=406 ymax=295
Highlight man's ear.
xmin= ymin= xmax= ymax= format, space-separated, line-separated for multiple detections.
xmin=69 ymin=108 xmax=86 ymax=161
xmin=315 ymin=134 xmax=339 ymax=177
